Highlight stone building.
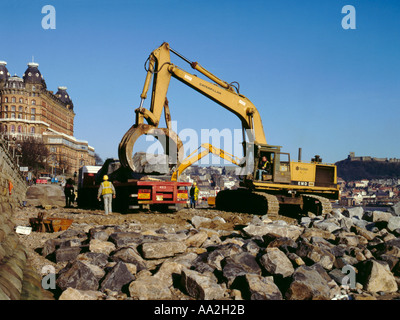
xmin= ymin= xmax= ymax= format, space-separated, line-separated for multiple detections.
xmin=0 ymin=60 xmax=95 ymax=175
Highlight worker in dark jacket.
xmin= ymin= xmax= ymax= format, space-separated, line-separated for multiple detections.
xmin=64 ymin=178 xmax=75 ymax=208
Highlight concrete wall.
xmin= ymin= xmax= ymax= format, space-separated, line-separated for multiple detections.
xmin=0 ymin=140 xmax=53 ymax=300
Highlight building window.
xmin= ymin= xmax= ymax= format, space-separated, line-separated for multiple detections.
xmin=11 ymin=106 xmax=16 ymax=111
xmin=18 ymin=113 xmax=22 ymax=119
xmin=11 ymin=97 xmax=16 ymax=102
xmin=31 ymin=100 xmax=36 ymax=105
xmin=30 ymin=127 xmax=35 ymax=134
xmin=4 ymin=106 xmax=8 ymax=111
xmin=19 ymin=106 xmax=23 ymax=112
xmin=17 ymin=126 xmax=22 ymax=133
xmin=31 ymin=108 xmax=36 ymax=114
xmin=4 ymin=97 xmax=8 ymax=103
xmin=30 ymin=115 xmax=35 ymax=121
xmin=11 ymin=125 xmax=15 ymax=133
xmin=19 ymin=98 xmax=23 ymax=103
xmin=11 ymin=113 xmax=15 ymax=119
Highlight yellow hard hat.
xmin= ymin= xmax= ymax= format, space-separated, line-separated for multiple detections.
xmin=193 ymin=182 xmax=197 ymax=185
xmin=103 ymin=175 xmax=109 ymax=180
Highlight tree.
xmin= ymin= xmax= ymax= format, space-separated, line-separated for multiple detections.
xmin=19 ymin=136 xmax=49 ymax=175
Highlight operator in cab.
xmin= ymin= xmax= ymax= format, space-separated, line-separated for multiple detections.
xmin=257 ymin=156 xmax=270 ymax=180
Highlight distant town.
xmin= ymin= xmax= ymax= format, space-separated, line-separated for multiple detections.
xmin=178 ymin=164 xmax=400 ymax=208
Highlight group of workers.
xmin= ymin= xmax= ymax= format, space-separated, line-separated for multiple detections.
xmin=64 ymin=175 xmax=199 ymax=214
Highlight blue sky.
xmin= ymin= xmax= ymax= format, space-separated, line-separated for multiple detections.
xmin=1 ymin=0 xmax=399 ymax=165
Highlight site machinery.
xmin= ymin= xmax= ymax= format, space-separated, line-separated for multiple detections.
xmin=118 ymin=42 xmax=340 ymax=216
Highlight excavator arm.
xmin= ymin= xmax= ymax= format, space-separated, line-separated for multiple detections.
xmin=171 ymin=143 xmax=241 ymax=181
xmin=118 ymin=42 xmax=267 ymax=172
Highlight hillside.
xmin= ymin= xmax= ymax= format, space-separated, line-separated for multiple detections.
xmin=335 ymin=159 xmax=400 ymax=181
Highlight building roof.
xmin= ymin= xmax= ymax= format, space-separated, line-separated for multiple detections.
xmin=23 ymin=62 xmax=46 ymax=87
xmin=55 ymin=86 xmax=74 ymax=109
xmin=0 ymin=61 xmax=10 ymax=82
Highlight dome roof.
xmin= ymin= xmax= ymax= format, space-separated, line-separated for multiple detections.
xmin=55 ymin=86 xmax=74 ymax=109
xmin=0 ymin=61 xmax=10 ymax=81
xmin=23 ymin=62 xmax=46 ymax=87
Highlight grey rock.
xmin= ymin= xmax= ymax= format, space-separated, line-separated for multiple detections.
xmin=55 ymin=247 xmax=81 ymax=263
xmin=243 ymin=222 xmax=303 ymax=241
xmin=109 ymin=232 xmax=143 ymax=247
xmin=372 ymin=210 xmax=393 ymax=223
xmin=191 ymin=216 xmax=212 ymax=229
xmin=296 ymin=240 xmax=335 ymax=270
xmin=259 ymin=247 xmax=294 ymax=278
xmin=132 ymin=152 xmax=169 ymax=174
xmin=110 ymin=247 xmax=147 ymax=272
xmin=77 ymin=252 xmax=109 ymax=268
xmin=343 ymin=207 xmax=364 ymax=220
xmin=286 ymin=264 xmax=333 ymax=300
xmin=57 ymin=261 xmax=100 ymax=291
xmin=389 ymin=202 xmax=400 ymax=216
xmin=240 ymin=274 xmax=283 ymax=300
xmin=357 ymin=259 xmax=398 ymax=293
xmin=222 ymin=252 xmax=261 ymax=287
xmin=100 ymin=261 xmax=135 ymax=293
xmin=387 ymin=216 xmax=400 ymax=232
xmin=181 ymin=268 xmax=225 ymax=300
xmin=140 ymin=241 xmax=187 ymax=259
xmin=312 ymin=219 xmax=341 ymax=233
xmin=129 ymin=275 xmax=172 ymax=300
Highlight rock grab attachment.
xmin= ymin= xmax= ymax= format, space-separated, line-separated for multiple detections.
xmin=118 ymin=123 xmax=184 ymax=172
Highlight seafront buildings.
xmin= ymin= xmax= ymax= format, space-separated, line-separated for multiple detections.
xmin=0 ymin=60 xmax=95 ymax=174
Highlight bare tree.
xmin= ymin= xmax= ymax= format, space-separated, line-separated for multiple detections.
xmin=19 ymin=137 xmax=49 ymax=176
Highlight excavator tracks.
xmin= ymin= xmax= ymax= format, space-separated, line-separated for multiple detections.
xmin=302 ymin=194 xmax=333 ymax=216
xmin=215 ymin=189 xmax=279 ymax=216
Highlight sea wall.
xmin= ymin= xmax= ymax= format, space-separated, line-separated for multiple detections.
xmin=0 ymin=141 xmax=53 ymax=300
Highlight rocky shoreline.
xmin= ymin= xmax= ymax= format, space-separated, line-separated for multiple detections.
xmin=12 ymin=200 xmax=400 ymax=300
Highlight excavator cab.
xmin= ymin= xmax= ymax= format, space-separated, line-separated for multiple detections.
xmin=254 ymin=145 xmax=291 ymax=184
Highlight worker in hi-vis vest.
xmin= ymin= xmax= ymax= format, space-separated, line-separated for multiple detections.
xmin=97 ymin=175 xmax=116 ymax=215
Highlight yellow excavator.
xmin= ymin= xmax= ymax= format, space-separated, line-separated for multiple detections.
xmin=118 ymin=42 xmax=340 ymax=216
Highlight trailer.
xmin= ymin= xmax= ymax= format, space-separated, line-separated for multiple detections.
xmin=77 ymin=159 xmax=191 ymax=212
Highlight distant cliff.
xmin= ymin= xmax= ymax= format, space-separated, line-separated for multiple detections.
xmin=336 ymin=158 xmax=400 ymax=181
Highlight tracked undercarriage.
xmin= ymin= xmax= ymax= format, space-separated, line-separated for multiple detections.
xmin=215 ymin=188 xmax=333 ymax=221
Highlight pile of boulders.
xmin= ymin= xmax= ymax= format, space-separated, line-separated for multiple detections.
xmin=40 ymin=204 xmax=400 ymax=300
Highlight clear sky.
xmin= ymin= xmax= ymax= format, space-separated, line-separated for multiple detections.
xmin=1 ymin=0 xmax=399 ymax=165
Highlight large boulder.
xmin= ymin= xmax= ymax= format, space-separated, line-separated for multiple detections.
xmin=181 ymin=268 xmax=225 ymax=300
xmin=132 ymin=152 xmax=169 ymax=174
xmin=100 ymin=261 xmax=135 ymax=293
xmin=56 ymin=261 xmax=100 ymax=291
xmin=243 ymin=221 xmax=303 ymax=241
xmin=286 ymin=264 xmax=334 ymax=300
xmin=357 ymin=260 xmax=398 ymax=293
xmin=259 ymin=247 xmax=294 ymax=278
xmin=239 ymin=274 xmax=283 ymax=300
